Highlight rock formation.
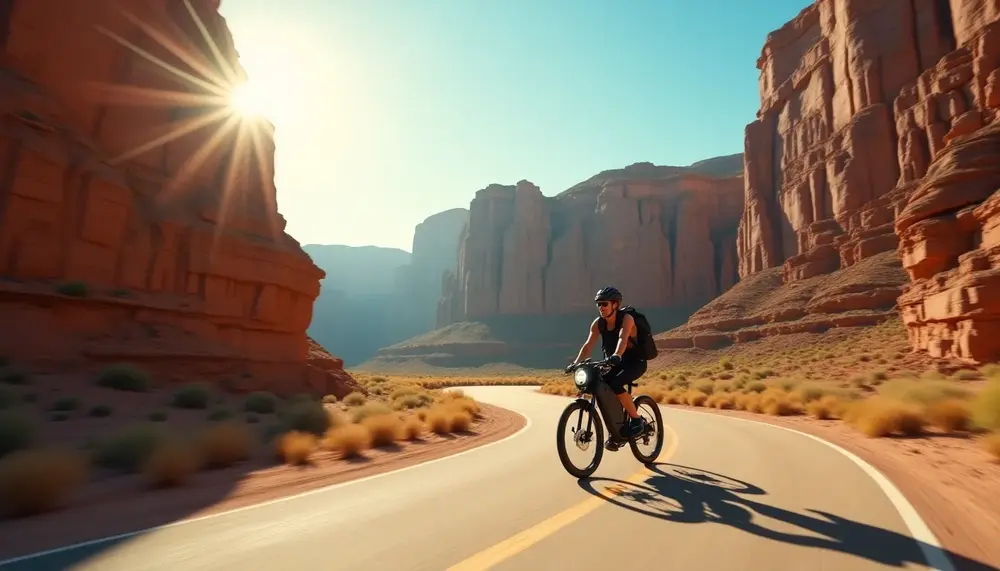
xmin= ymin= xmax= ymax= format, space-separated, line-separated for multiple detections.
xmin=670 ymin=0 xmax=1000 ymax=363
xmin=437 ymin=159 xmax=745 ymax=326
xmin=0 ymin=0 xmax=359 ymax=395
xmin=305 ymin=208 xmax=468 ymax=366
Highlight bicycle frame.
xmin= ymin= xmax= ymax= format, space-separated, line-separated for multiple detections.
xmin=580 ymin=368 xmax=634 ymax=446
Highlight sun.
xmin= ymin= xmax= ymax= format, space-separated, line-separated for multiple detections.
xmin=228 ymin=81 xmax=272 ymax=119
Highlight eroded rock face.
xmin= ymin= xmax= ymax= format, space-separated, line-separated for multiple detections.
xmin=739 ymin=0 xmax=960 ymax=282
xmin=0 ymin=0 xmax=359 ymax=396
xmin=706 ymin=0 xmax=1000 ymax=363
xmin=437 ymin=162 xmax=744 ymax=324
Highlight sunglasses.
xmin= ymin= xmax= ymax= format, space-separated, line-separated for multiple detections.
xmin=596 ymin=301 xmax=611 ymax=307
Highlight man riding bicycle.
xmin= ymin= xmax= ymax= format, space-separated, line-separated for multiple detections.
xmin=566 ymin=286 xmax=649 ymax=445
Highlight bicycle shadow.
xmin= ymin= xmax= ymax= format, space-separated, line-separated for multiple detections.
xmin=576 ymin=462 xmax=997 ymax=571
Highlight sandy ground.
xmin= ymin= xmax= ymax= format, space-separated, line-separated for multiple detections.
xmin=657 ymin=403 xmax=1000 ymax=569
xmin=0 ymin=402 xmax=525 ymax=560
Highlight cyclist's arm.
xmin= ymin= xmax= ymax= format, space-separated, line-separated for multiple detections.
xmin=571 ymin=318 xmax=600 ymax=364
xmin=612 ymin=314 xmax=636 ymax=358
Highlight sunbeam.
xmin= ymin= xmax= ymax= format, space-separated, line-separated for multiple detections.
xmin=89 ymin=0 xmax=283 ymax=267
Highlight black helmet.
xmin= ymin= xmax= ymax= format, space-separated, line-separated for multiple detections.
xmin=594 ymin=286 xmax=623 ymax=303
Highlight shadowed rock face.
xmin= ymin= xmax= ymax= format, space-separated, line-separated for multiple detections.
xmin=675 ymin=0 xmax=1000 ymax=363
xmin=436 ymin=160 xmax=746 ymax=326
xmin=0 ymin=0 xmax=359 ymax=396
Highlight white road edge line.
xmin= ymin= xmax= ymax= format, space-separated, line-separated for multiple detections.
xmin=0 ymin=406 xmax=533 ymax=566
xmin=668 ymin=406 xmax=956 ymax=571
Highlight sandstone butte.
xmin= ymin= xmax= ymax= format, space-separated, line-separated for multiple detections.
xmin=0 ymin=0 xmax=360 ymax=396
xmin=435 ymin=156 xmax=746 ymax=326
xmin=661 ymin=0 xmax=1000 ymax=364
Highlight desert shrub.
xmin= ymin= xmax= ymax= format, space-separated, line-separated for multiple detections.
xmin=924 ymin=399 xmax=971 ymax=432
xmin=0 ymin=449 xmax=89 ymax=517
xmin=350 ymin=402 xmax=394 ymax=424
xmin=846 ymin=398 xmax=925 ymax=438
xmin=342 ymin=392 xmax=366 ymax=406
xmin=0 ymin=409 xmax=37 ymax=458
xmin=793 ymin=384 xmax=826 ymax=404
xmin=1 ymin=367 xmax=29 ymax=385
xmin=321 ymin=394 xmax=338 ymax=404
xmin=49 ymin=396 xmax=79 ymax=412
xmin=878 ymin=378 xmax=971 ymax=406
xmin=93 ymin=423 xmax=166 ymax=473
xmin=0 ymin=388 xmax=14 ymax=410
xmin=198 ymin=422 xmax=251 ymax=469
xmin=692 ymin=380 xmax=715 ymax=395
xmin=400 ymin=416 xmax=425 ymax=440
xmin=952 ymin=369 xmax=980 ymax=381
xmin=719 ymin=357 xmax=734 ymax=370
xmin=972 ymin=378 xmax=1000 ymax=431
xmin=450 ymin=411 xmax=473 ymax=432
xmin=980 ymin=364 xmax=1000 ymax=379
xmin=323 ymin=424 xmax=370 ymax=459
xmin=425 ymin=408 xmax=453 ymax=434
xmin=207 ymin=408 xmax=233 ymax=421
xmin=56 ymin=281 xmax=88 ymax=297
xmin=984 ymin=434 xmax=1000 ymax=461
xmin=745 ymin=381 xmax=767 ymax=393
xmin=96 ymin=364 xmax=150 ymax=392
xmin=88 ymin=404 xmax=112 ymax=417
xmin=143 ymin=440 xmax=199 ymax=488
xmin=171 ymin=383 xmax=212 ymax=409
xmin=685 ymin=391 xmax=708 ymax=407
xmin=392 ymin=392 xmax=434 ymax=410
xmin=279 ymin=400 xmax=331 ymax=436
xmin=244 ymin=391 xmax=277 ymax=414
xmin=275 ymin=431 xmax=317 ymax=465
xmin=361 ymin=414 xmax=401 ymax=447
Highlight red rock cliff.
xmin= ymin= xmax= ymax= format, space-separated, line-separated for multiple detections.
xmin=437 ymin=158 xmax=745 ymax=325
xmin=894 ymin=3 xmax=1000 ymax=363
xmin=739 ymin=0 xmax=956 ymax=283
xmin=729 ymin=0 xmax=1000 ymax=363
xmin=0 ymin=0 xmax=359 ymax=395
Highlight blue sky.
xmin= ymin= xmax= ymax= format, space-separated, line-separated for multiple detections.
xmin=220 ymin=0 xmax=812 ymax=251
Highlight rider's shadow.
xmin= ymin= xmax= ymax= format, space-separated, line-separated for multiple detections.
xmin=577 ymin=463 xmax=998 ymax=571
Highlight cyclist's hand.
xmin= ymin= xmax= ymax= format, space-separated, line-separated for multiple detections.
xmin=564 ymin=363 xmax=576 ymax=374
xmin=607 ymin=354 xmax=622 ymax=366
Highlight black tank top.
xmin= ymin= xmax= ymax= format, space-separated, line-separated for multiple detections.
xmin=598 ymin=310 xmax=638 ymax=362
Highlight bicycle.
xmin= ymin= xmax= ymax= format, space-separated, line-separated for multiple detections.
xmin=556 ymin=358 xmax=665 ymax=478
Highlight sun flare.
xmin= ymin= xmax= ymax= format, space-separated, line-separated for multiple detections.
xmin=228 ymin=81 xmax=272 ymax=119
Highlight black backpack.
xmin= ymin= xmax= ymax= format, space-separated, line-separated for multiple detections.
xmin=601 ymin=305 xmax=659 ymax=360
xmin=622 ymin=305 xmax=659 ymax=360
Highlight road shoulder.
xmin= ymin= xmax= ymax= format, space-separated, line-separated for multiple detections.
xmin=662 ymin=404 xmax=1000 ymax=570
xmin=0 ymin=402 xmax=526 ymax=562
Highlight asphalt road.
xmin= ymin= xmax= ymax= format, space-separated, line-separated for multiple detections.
xmin=0 ymin=386 xmax=959 ymax=571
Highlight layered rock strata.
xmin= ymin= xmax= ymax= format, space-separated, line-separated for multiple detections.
xmin=0 ymin=0 xmax=359 ymax=395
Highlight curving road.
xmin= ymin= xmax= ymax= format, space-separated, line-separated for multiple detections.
xmin=0 ymin=386 xmax=969 ymax=571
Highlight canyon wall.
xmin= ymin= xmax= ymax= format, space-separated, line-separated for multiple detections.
xmin=306 ymin=208 xmax=469 ymax=366
xmin=688 ymin=0 xmax=1000 ymax=363
xmin=437 ymin=158 xmax=745 ymax=326
xmin=0 ymin=0 xmax=359 ymax=395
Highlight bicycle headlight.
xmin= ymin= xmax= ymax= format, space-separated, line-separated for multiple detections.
xmin=573 ymin=368 xmax=589 ymax=388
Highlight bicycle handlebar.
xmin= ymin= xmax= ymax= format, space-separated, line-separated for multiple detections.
xmin=564 ymin=358 xmax=613 ymax=374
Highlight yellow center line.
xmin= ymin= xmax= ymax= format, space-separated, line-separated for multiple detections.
xmin=447 ymin=422 xmax=680 ymax=571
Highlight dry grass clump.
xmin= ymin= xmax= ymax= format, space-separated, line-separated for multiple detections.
xmin=342 ymin=392 xmax=367 ymax=406
xmin=143 ymin=440 xmax=200 ymax=488
xmin=361 ymin=414 xmax=402 ymax=447
xmin=705 ymin=392 xmax=735 ymax=410
xmin=197 ymin=422 xmax=251 ymax=469
xmin=971 ymin=376 xmax=1000 ymax=432
xmin=984 ymin=434 xmax=1000 ymax=462
xmin=322 ymin=423 xmax=371 ymax=459
xmin=805 ymin=395 xmax=847 ymax=420
xmin=924 ymin=399 xmax=971 ymax=432
xmin=350 ymin=401 xmax=394 ymax=424
xmin=540 ymin=382 xmax=577 ymax=397
xmin=399 ymin=416 xmax=425 ymax=440
xmin=844 ymin=397 xmax=926 ymax=438
xmin=0 ymin=449 xmax=89 ymax=517
xmin=275 ymin=431 xmax=318 ymax=465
